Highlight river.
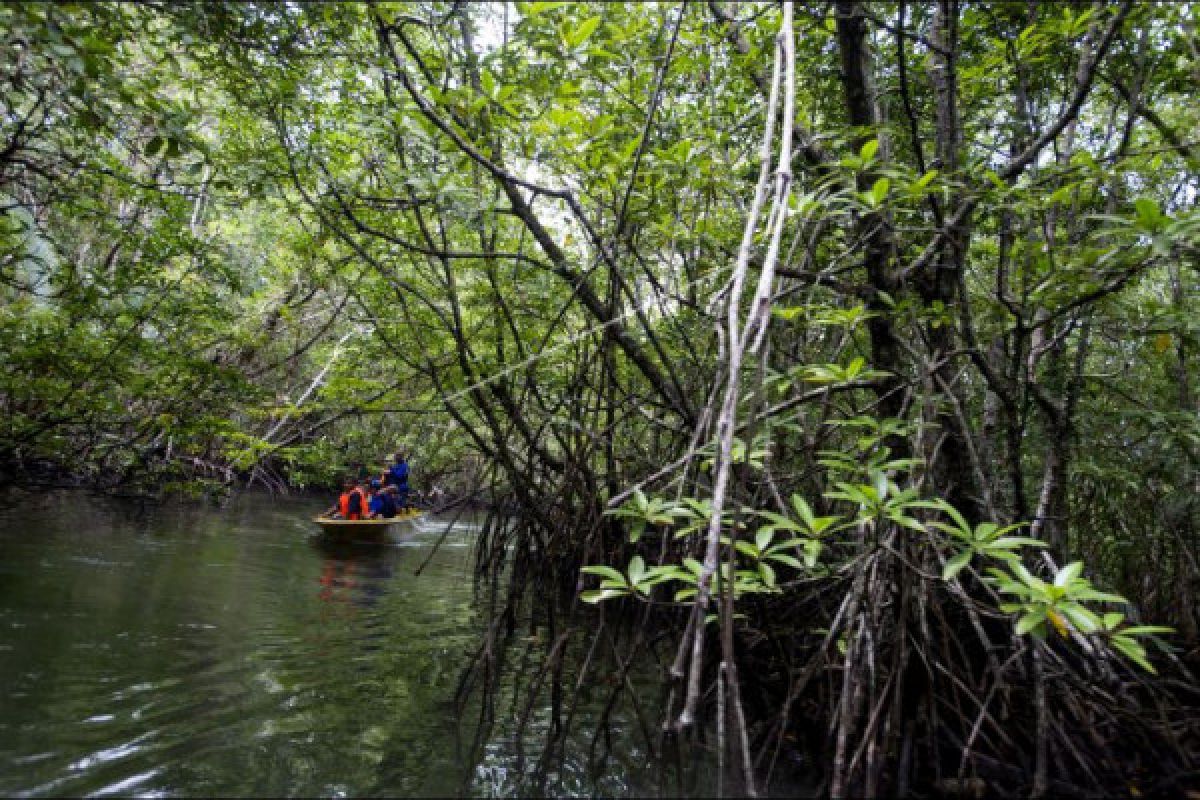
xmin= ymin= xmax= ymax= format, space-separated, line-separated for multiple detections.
xmin=0 ymin=491 xmax=656 ymax=797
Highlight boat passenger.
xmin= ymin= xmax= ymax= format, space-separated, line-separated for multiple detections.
xmin=384 ymin=452 xmax=410 ymax=510
xmin=325 ymin=479 xmax=352 ymax=518
xmin=373 ymin=484 xmax=399 ymax=519
xmin=366 ymin=479 xmax=387 ymax=519
xmin=329 ymin=478 xmax=368 ymax=520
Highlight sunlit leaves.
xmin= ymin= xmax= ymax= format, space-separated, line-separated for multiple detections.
xmin=1133 ymin=197 xmax=1167 ymax=232
xmin=860 ymin=177 xmax=890 ymax=209
xmin=604 ymin=488 xmax=682 ymax=542
xmin=919 ymin=498 xmax=1042 ymax=580
xmin=695 ymin=436 xmax=770 ymax=471
xmin=910 ymin=169 xmax=938 ymax=195
xmin=790 ymin=357 xmax=884 ymax=386
xmin=985 ymin=560 xmax=1170 ymax=672
xmin=773 ymin=303 xmax=874 ymax=330
xmin=520 ymin=1 xmax=567 ymax=17
xmin=564 ymin=15 xmax=602 ymax=50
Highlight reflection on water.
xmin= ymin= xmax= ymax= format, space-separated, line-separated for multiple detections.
xmin=0 ymin=492 xmax=678 ymax=797
xmin=313 ymin=539 xmax=398 ymax=608
xmin=0 ymin=493 xmax=490 ymax=797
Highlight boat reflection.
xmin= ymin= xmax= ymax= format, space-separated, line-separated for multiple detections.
xmin=310 ymin=537 xmax=403 ymax=610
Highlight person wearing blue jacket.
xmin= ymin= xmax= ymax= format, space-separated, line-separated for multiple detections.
xmin=371 ymin=483 xmax=399 ymax=519
xmin=384 ymin=452 xmax=410 ymax=510
xmin=366 ymin=479 xmax=397 ymax=519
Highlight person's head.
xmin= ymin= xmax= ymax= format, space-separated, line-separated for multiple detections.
xmin=370 ymin=479 xmax=381 ymax=492
xmin=394 ymin=451 xmax=405 ymax=463
xmin=342 ymin=478 xmax=355 ymax=491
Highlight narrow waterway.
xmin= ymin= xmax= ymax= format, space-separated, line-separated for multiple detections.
xmin=0 ymin=492 xmax=652 ymax=797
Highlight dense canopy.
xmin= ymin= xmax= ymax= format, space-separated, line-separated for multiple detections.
xmin=2 ymin=1 xmax=1198 ymax=795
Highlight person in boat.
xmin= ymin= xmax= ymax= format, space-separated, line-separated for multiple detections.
xmin=363 ymin=480 xmax=379 ymax=519
xmin=364 ymin=479 xmax=388 ymax=519
xmin=328 ymin=478 xmax=368 ymax=520
xmin=369 ymin=480 xmax=399 ymax=519
xmin=386 ymin=485 xmax=403 ymax=515
xmin=383 ymin=452 xmax=411 ymax=510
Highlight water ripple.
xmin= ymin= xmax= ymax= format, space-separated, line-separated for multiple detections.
xmin=0 ymin=500 xmax=657 ymax=797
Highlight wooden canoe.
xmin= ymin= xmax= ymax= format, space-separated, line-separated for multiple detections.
xmin=313 ymin=510 xmax=425 ymax=540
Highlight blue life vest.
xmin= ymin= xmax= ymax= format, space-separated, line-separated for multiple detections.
xmin=368 ymin=493 xmax=389 ymax=517
xmin=377 ymin=492 xmax=398 ymax=518
xmin=388 ymin=461 xmax=409 ymax=488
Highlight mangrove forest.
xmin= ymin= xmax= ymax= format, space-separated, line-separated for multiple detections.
xmin=2 ymin=1 xmax=1199 ymax=796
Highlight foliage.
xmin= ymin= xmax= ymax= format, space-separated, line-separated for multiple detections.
xmin=2 ymin=1 xmax=1198 ymax=795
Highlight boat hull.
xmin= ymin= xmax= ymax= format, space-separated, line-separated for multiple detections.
xmin=313 ymin=511 xmax=424 ymax=542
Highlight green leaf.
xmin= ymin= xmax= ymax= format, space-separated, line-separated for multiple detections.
xmin=1059 ymin=603 xmax=1100 ymax=633
xmin=973 ymin=522 xmax=999 ymax=541
xmin=581 ymin=588 xmax=626 ymax=603
xmin=1054 ymin=561 xmax=1083 ymax=587
xmin=870 ymin=177 xmax=890 ymax=205
xmin=912 ymin=169 xmax=938 ymax=191
xmin=803 ymin=540 xmax=822 ymax=568
xmin=525 ymin=1 xmax=567 ymax=15
xmin=930 ymin=520 xmax=972 ymax=541
xmin=942 ymin=550 xmax=972 ymax=581
xmin=627 ymin=555 xmax=646 ymax=585
xmin=859 ymin=139 xmax=879 ymax=162
xmin=869 ymin=470 xmax=888 ymax=502
xmin=757 ymin=510 xmax=801 ymax=533
xmin=1112 ymin=636 xmax=1155 ymax=673
xmin=808 ymin=516 xmax=841 ymax=535
xmin=1134 ymin=197 xmax=1162 ymax=229
xmin=1073 ymin=588 xmax=1126 ymax=604
xmin=787 ymin=496 xmax=816 ymax=527
xmin=755 ymin=528 xmax=772 ymax=552
xmin=773 ymin=306 xmax=805 ymax=321
xmin=913 ymin=499 xmax=970 ymax=536
xmin=735 ymin=540 xmax=759 ymax=559
xmin=766 ymin=553 xmax=805 ymax=570
xmin=566 ymin=15 xmax=602 ymax=48
xmin=1010 ymin=562 xmax=1045 ymax=592
xmin=1119 ymin=625 xmax=1173 ymax=637
xmin=1049 ymin=185 xmax=1073 ymax=205
xmin=1016 ymin=610 xmax=1045 ymax=636
xmin=889 ymin=513 xmax=925 ymax=532
xmin=580 ymin=565 xmax=626 ymax=584
xmin=639 ymin=567 xmax=682 ymax=588
xmin=986 ymin=536 xmax=1045 ymax=550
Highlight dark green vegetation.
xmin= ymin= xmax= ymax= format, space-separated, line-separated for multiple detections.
xmin=2 ymin=1 xmax=1198 ymax=796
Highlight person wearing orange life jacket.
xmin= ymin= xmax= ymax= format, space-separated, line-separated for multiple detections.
xmin=347 ymin=480 xmax=370 ymax=519
xmin=327 ymin=478 xmax=368 ymax=520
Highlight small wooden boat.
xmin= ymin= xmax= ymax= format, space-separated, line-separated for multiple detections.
xmin=313 ymin=510 xmax=425 ymax=542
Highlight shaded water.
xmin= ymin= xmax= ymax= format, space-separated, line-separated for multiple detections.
xmin=0 ymin=492 xmax=652 ymax=797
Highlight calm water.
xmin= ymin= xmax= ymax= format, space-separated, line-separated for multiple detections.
xmin=0 ymin=492 xmax=652 ymax=797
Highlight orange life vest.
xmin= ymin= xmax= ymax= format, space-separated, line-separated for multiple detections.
xmin=338 ymin=487 xmax=366 ymax=520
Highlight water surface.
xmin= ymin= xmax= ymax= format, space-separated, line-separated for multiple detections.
xmin=0 ymin=492 xmax=497 ymax=796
